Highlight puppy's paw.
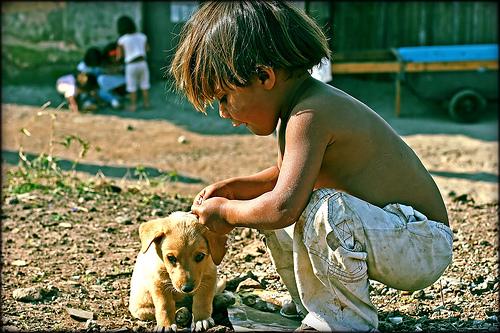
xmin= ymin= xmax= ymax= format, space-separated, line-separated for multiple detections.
xmin=154 ymin=324 xmax=177 ymax=332
xmin=191 ymin=317 xmax=215 ymax=332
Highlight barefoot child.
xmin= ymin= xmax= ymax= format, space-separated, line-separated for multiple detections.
xmin=170 ymin=2 xmax=453 ymax=331
xmin=116 ymin=15 xmax=150 ymax=112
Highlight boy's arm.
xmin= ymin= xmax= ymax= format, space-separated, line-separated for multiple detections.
xmin=226 ymin=165 xmax=279 ymax=199
xmin=116 ymin=45 xmax=124 ymax=61
xmin=193 ymin=109 xmax=331 ymax=232
xmin=67 ymin=95 xmax=79 ymax=113
xmin=194 ymin=165 xmax=279 ymax=205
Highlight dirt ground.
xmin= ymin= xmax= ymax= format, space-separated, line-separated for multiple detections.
xmin=1 ymin=78 xmax=499 ymax=332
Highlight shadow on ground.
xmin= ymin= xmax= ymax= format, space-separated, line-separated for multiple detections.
xmin=429 ymin=170 xmax=498 ymax=183
xmin=2 ymin=77 xmax=498 ymax=141
xmin=1 ymin=149 xmax=203 ymax=184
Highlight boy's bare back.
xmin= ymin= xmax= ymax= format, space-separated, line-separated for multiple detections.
xmin=279 ymin=77 xmax=449 ymax=225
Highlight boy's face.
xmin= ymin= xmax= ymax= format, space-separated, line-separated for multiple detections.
xmin=216 ymin=76 xmax=279 ymax=136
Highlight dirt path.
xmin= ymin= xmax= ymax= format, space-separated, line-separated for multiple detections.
xmin=2 ymin=101 xmax=497 ymax=203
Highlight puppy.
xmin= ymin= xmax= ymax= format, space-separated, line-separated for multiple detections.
xmin=129 ymin=211 xmax=228 ymax=332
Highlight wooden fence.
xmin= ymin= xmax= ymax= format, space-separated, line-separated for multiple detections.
xmin=306 ymin=1 xmax=498 ymax=57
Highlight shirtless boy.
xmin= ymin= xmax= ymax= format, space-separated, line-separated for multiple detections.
xmin=170 ymin=2 xmax=453 ymax=331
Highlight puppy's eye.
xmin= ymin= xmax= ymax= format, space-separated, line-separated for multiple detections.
xmin=194 ymin=253 xmax=205 ymax=263
xmin=166 ymin=255 xmax=177 ymax=264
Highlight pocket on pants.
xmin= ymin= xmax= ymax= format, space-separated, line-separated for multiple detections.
xmin=302 ymin=194 xmax=368 ymax=284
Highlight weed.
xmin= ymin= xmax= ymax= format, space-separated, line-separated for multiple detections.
xmin=133 ymin=165 xmax=150 ymax=185
xmin=7 ymin=101 xmax=179 ymax=200
xmin=56 ymin=134 xmax=91 ymax=171
xmin=11 ymin=104 xmax=101 ymax=196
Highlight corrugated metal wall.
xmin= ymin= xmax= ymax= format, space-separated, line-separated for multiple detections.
xmin=306 ymin=1 xmax=498 ymax=54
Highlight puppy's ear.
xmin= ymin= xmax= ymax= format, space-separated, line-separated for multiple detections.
xmin=139 ymin=219 xmax=165 ymax=253
xmin=203 ymin=229 xmax=228 ymax=265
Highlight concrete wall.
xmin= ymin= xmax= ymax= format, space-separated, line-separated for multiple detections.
xmin=2 ymin=1 xmax=142 ymax=84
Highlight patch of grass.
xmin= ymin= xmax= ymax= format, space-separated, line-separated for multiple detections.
xmin=6 ymin=105 xmax=118 ymax=198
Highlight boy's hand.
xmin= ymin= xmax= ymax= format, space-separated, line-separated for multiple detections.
xmin=191 ymin=197 xmax=234 ymax=235
xmin=193 ymin=182 xmax=234 ymax=207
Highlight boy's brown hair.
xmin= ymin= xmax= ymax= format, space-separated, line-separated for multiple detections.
xmin=169 ymin=1 xmax=331 ymax=113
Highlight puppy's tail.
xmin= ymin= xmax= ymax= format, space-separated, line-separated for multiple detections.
xmin=216 ymin=276 xmax=227 ymax=294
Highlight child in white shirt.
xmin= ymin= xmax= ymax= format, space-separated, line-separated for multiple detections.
xmin=116 ymin=15 xmax=151 ymax=112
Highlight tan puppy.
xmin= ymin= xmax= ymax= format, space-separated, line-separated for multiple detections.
xmin=129 ymin=211 xmax=228 ymax=332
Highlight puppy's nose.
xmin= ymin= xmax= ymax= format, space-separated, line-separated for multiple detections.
xmin=181 ymin=282 xmax=195 ymax=293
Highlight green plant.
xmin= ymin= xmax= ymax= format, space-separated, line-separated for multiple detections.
xmin=17 ymin=106 xmax=61 ymax=178
xmin=148 ymin=170 xmax=179 ymax=187
xmin=56 ymin=134 xmax=90 ymax=171
xmin=10 ymin=102 xmax=97 ymax=196
xmin=133 ymin=165 xmax=150 ymax=186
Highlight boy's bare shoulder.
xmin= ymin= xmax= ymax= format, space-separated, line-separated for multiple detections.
xmin=290 ymin=81 xmax=375 ymax=131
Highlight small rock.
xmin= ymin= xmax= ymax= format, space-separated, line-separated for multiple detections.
xmin=66 ymin=307 xmax=94 ymax=321
xmin=236 ymin=278 xmax=263 ymax=292
xmin=58 ymin=222 xmax=73 ymax=229
xmin=1 ymin=325 xmax=20 ymax=332
xmin=71 ymin=206 xmax=88 ymax=213
xmin=12 ymin=285 xmax=58 ymax=302
xmin=107 ymin=328 xmax=130 ymax=333
xmin=13 ymin=287 xmax=43 ymax=302
xmin=177 ymin=135 xmax=188 ymax=144
xmin=11 ymin=260 xmax=28 ymax=267
xmin=388 ymin=317 xmax=403 ymax=324
xmin=115 ymin=216 xmax=132 ymax=225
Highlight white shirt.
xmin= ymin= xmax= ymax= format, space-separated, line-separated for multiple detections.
xmin=56 ymin=74 xmax=76 ymax=98
xmin=118 ymin=32 xmax=148 ymax=64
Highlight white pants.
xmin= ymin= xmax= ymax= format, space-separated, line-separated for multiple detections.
xmin=125 ymin=60 xmax=150 ymax=93
xmin=263 ymin=188 xmax=453 ymax=332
